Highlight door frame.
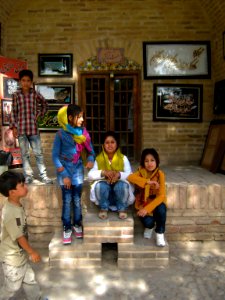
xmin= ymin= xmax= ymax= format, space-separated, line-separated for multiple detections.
xmin=78 ymin=70 xmax=142 ymax=161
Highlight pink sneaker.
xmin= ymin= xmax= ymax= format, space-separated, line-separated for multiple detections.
xmin=73 ymin=225 xmax=83 ymax=238
xmin=63 ymin=229 xmax=72 ymax=244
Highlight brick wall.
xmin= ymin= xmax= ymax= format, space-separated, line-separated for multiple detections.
xmin=0 ymin=0 xmax=225 ymax=165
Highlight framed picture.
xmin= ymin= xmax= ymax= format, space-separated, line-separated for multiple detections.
xmin=153 ymin=84 xmax=203 ymax=122
xmin=37 ymin=106 xmax=61 ymax=131
xmin=1 ymin=99 xmax=12 ymax=125
xmin=1 ymin=126 xmax=16 ymax=149
xmin=38 ymin=53 xmax=73 ymax=77
xmin=2 ymin=76 xmax=19 ymax=99
xmin=34 ymin=83 xmax=75 ymax=105
xmin=143 ymin=41 xmax=211 ymax=79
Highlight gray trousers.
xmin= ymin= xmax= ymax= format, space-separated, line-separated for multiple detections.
xmin=0 ymin=262 xmax=42 ymax=300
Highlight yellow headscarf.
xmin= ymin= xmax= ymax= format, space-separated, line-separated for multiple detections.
xmin=57 ymin=105 xmax=86 ymax=144
xmin=96 ymin=147 xmax=124 ymax=171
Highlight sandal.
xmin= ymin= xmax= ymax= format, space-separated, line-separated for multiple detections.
xmin=119 ymin=211 xmax=128 ymax=219
xmin=98 ymin=210 xmax=108 ymax=220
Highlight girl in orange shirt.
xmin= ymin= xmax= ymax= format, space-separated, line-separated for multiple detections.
xmin=127 ymin=148 xmax=167 ymax=247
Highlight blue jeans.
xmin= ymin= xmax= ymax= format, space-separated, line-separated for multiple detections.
xmin=61 ymin=184 xmax=82 ymax=230
xmin=95 ymin=180 xmax=129 ymax=211
xmin=140 ymin=202 xmax=167 ymax=234
xmin=18 ymin=135 xmax=47 ymax=178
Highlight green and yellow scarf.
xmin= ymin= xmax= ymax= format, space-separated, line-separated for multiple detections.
xmin=96 ymin=147 xmax=124 ymax=171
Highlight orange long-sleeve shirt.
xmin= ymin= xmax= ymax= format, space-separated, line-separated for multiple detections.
xmin=127 ymin=167 xmax=167 ymax=214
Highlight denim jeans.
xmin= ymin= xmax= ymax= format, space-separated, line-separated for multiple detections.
xmin=61 ymin=184 xmax=82 ymax=230
xmin=140 ymin=202 xmax=167 ymax=233
xmin=18 ymin=135 xmax=47 ymax=178
xmin=95 ymin=180 xmax=129 ymax=211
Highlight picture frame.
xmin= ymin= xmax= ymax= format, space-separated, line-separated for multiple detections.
xmin=2 ymin=76 xmax=19 ymax=99
xmin=1 ymin=99 xmax=12 ymax=126
xmin=153 ymin=84 xmax=203 ymax=122
xmin=37 ymin=106 xmax=61 ymax=131
xmin=38 ymin=53 xmax=73 ymax=77
xmin=143 ymin=41 xmax=211 ymax=79
xmin=34 ymin=83 xmax=75 ymax=105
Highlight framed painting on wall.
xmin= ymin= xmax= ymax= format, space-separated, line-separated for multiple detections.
xmin=34 ymin=83 xmax=75 ymax=105
xmin=153 ymin=84 xmax=203 ymax=122
xmin=2 ymin=76 xmax=19 ymax=99
xmin=143 ymin=41 xmax=211 ymax=79
xmin=1 ymin=99 xmax=12 ymax=125
xmin=38 ymin=53 xmax=73 ymax=77
xmin=37 ymin=107 xmax=61 ymax=131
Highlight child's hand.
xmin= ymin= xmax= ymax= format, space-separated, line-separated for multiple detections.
xmin=57 ymin=166 xmax=64 ymax=173
xmin=86 ymin=161 xmax=94 ymax=169
xmin=63 ymin=177 xmax=71 ymax=189
xmin=104 ymin=170 xmax=119 ymax=184
xmin=147 ymin=180 xmax=159 ymax=189
xmin=29 ymin=250 xmax=41 ymax=263
xmin=110 ymin=171 xmax=120 ymax=184
xmin=137 ymin=208 xmax=148 ymax=217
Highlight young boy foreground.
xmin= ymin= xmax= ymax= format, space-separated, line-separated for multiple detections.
xmin=9 ymin=69 xmax=52 ymax=185
xmin=0 ymin=171 xmax=46 ymax=300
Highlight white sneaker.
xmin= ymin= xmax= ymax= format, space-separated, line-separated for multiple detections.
xmin=63 ymin=229 xmax=72 ymax=244
xmin=144 ymin=228 xmax=153 ymax=239
xmin=156 ymin=233 xmax=166 ymax=247
xmin=72 ymin=225 xmax=83 ymax=238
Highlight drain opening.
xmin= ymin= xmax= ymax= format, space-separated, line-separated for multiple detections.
xmin=102 ymin=243 xmax=118 ymax=266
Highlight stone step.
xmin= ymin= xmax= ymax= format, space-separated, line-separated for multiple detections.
xmin=118 ymin=229 xmax=169 ymax=269
xmin=49 ymin=231 xmax=102 ymax=269
xmin=49 ymin=210 xmax=169 ymax=269
xmin=83 ymin=211 xmax=134 ymax=244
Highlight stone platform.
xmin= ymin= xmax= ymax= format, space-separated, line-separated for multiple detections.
xmin=0 ymin=165 xmax=224 ymax=259
xmin=49 ymin=209 xmax=169 ymax=269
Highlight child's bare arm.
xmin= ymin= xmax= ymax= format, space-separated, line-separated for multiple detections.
xmin=17 ymin=235 xmax=41 ymax=263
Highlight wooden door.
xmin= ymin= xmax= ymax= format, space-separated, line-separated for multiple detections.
xmin=79 ymin=72 xmax=140 ymax=161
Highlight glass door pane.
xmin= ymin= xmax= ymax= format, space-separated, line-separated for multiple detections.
xmin=113 ymin=77 xmax=135 ymax=161
xmin=84 ymin=77 xmax=109 ymax=154
xmin=80 ymin=73 xmax=139 ymax=161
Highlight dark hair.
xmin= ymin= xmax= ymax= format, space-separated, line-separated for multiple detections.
xmin=0 ymin=171 xmax=25 ymax=197
xmin=67 ymin=104 xmax=83 ymax=119
xmin=19 ymin=69 xmax=33 ymax=81
xmin=140 ymin=148 xmax=160 ymax=168
xmin=101 ymin=131 xmax=120 ymax=147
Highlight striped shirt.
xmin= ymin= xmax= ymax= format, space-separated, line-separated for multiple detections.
xmin=10 ymin=88 xmax=48 ymax=136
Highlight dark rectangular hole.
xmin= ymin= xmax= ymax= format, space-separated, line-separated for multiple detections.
xmin=101 ymin=243 xmax=118 ymax=267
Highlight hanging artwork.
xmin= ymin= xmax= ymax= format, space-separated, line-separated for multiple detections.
xmin=143 ymin=41 xmax=211 ymax=79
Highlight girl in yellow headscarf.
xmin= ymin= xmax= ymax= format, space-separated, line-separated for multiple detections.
xmin=88 ymin=131 xmax=135 ymax=220
xmin=52 ymin=104 xmax=95 ymax=245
